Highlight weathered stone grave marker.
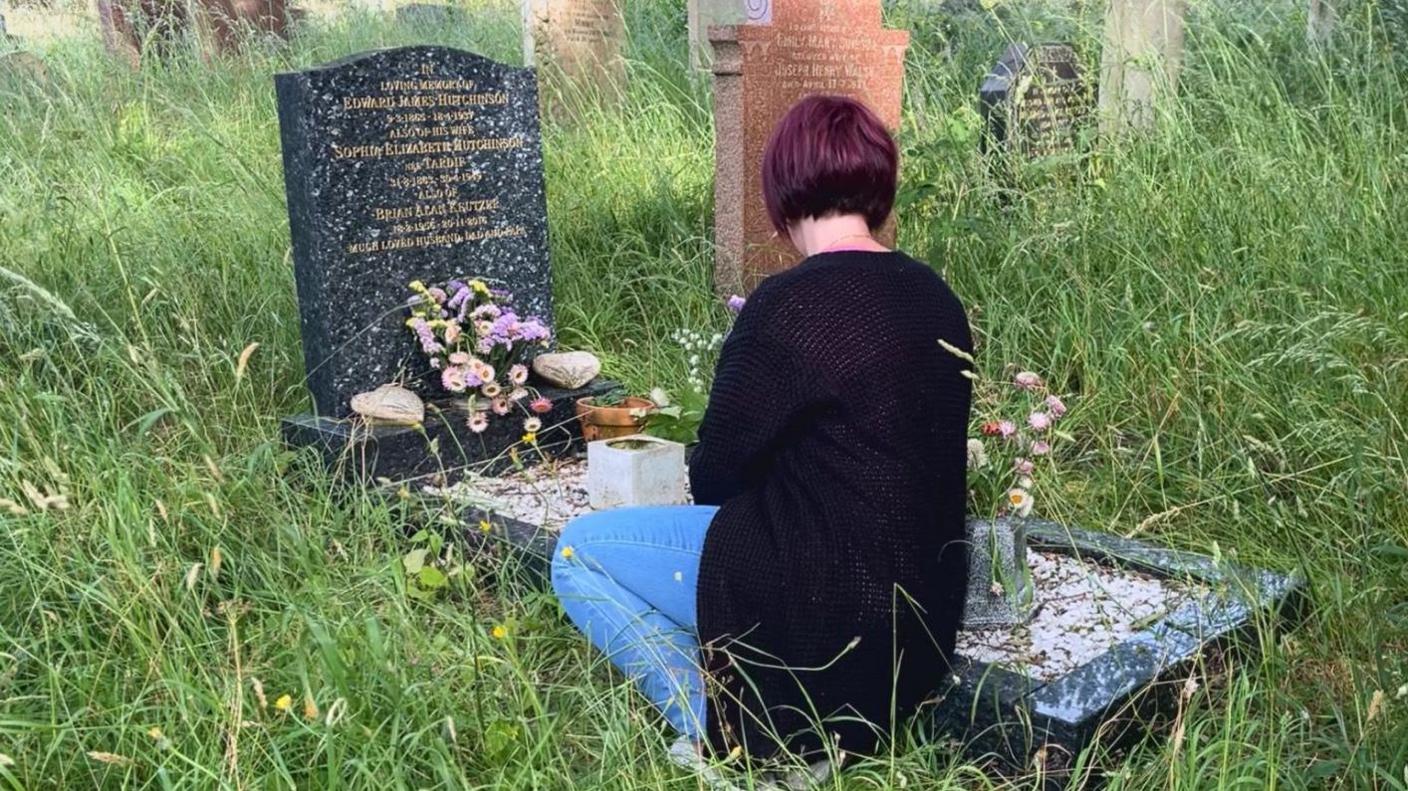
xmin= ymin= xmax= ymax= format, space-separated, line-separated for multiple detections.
xmin=521 ymin=0 xmax=626 ymax=107
xmin=275 ymin=46 xmax=609 ymax=482
xmin=979 ymin=43 xmax=1090 ymax=161
xmin=710 ymin=0 xmax=908 ymax=295
xmin=1099 ymin=0 xmax=1185 ymax=133
xmin=97 ymin=0 xmax=291 ymax=65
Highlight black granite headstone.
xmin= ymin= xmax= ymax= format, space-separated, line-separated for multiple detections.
xmin=979 ymin=43 xmax=1089 ymax=160
xmin=276 ymin=46 xmax=551 ymax=418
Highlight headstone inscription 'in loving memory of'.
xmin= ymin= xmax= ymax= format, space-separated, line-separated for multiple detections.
xmin=275 ymin=46 xmax=552 ymax=419
xmin=979 ymin=43 xmax=1090 ymax=161
xmin=710 ymin=0 xmax=908 ymax=296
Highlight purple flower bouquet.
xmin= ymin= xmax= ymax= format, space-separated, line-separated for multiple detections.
xmin=406 ymin=278 xmax=554 ymax=434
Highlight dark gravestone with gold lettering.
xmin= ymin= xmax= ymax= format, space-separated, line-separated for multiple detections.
xmin=276 ymin=46 xmax=551 ymax=418
xmin=979 ymin=43 xmax=1089 ymax=161
xmin=276 ymin=46 xmax=609 ymax=482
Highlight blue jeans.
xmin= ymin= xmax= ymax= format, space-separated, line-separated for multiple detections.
xmin=551 ymin=505 xmax=716 ymax=740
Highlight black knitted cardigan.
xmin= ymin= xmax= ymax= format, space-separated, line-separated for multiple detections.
xmin=689 ymin=250 xmax=973 ymax=761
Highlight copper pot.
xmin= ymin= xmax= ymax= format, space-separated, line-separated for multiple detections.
xmin=574 ymin=396 xmax=655 ymax=442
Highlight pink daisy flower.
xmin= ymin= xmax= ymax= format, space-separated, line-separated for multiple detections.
xmin=441 ymin=366 xmax=468 ymax=393
xmin=482 ymin=381 xmax=503 ymax=398
xmin=491 ymin=397 xmax=510 ymax=416
xmin=509 ymin=364 xmax=529 ymax=385
xmin=530 ymin=396 xmax=553 ymax=414
xmin=1013 ymin=371 xmax=1042 ymax=390
xmin=467 ymin=412 xmax=489 ymax=433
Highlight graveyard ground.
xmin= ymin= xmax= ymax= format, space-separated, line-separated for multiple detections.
xmin=2 ymin=0 xmax=1407 ymax=787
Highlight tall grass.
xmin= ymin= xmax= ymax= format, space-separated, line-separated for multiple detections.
xmin=0 ymin=0 xmax=1405 ymax=786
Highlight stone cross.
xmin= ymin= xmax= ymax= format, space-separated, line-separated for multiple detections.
xmin=709 ymin=0 xmax=908 ymax=296
xmin=274 ymin=46 xmax=553 ymax=417
xmin=1097 ymin=0 xmax=1185 ymax=134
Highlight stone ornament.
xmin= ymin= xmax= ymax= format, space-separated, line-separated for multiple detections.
xmin=963 ymin=517 xmax=1036 ymax=629
xmin=532 ymin=351 xmax=601 ymax=389
xmin=350 ymin=384 xmax=425 ymax=425
xmin=586 ymin=434 xmax=688 ymax=509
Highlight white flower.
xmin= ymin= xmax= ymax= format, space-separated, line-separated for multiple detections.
xmin=1006 ymin=487 xmax=1034 ymax=518
xmin=966 ymin=439 xmax=989 ymax=470
xmin=523 ymin=417 xmax=542 ymax=433
xmin=649 ymin=387 xmax=670 ymax=407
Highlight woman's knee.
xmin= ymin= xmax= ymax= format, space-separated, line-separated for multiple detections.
xmin=551 ymin=510 xmax=615 ymax=589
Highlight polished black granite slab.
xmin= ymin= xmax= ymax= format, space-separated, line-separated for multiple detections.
xmin=275 ymin=46 xmax=551 ymax=418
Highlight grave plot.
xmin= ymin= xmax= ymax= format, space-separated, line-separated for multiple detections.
xmin=426 ymin=467 xmax=1305 ymax=775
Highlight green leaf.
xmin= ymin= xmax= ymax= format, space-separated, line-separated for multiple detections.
xmin=418 ymin=566 xmax=448 ymax=588
xmin=402 ymin=549 xmax=427 ymax=574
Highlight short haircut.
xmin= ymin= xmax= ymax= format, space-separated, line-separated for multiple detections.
xmin=761 ymin=94 xmax=899 ymax=235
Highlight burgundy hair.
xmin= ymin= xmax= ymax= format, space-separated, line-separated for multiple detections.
xmin=761 ymin=94 xmax=899 ymax=235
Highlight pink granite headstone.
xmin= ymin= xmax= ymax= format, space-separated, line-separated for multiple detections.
xmin=709 ymin=0 xmax=908 ymax=295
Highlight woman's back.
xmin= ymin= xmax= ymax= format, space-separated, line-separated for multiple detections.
xmin=690 ymin=249 xmax=973 ymax=759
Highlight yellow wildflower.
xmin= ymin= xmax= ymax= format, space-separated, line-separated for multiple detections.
xmin=468 ymin=279 xmax=489 ymax=293
xmin=274 ymin=694 xmax=293 ymax=713
xmin=478 ymin=519 xmax=492 ymax=533
xmin=147 ymin=727 xmax=164 ymax=741
xmin=521 ymin=432 xmax=537 ymax=445
xmin=560 ymin=545 xmax=574 ymax=560
xmin=491 ymin=624 xmax=508 ymax=640
xmin=409 ymin=280 xmax=426 ymax=292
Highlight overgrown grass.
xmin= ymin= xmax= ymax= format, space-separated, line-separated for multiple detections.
xmin=1 ymin=0 xmax=1406 ymax=787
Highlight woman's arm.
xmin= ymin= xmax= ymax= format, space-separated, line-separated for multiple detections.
xmin=688 ymin=298 xmax=804 ymax=506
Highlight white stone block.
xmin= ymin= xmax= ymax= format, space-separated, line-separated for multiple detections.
xmin=586 ymin=434 xmax=688 ymax=509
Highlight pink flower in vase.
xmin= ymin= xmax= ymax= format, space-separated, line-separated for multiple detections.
xmin=467 ymin=412 xmax=489 ymax=433
xmin=441 ymin=366 xmax=469 ymax=393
